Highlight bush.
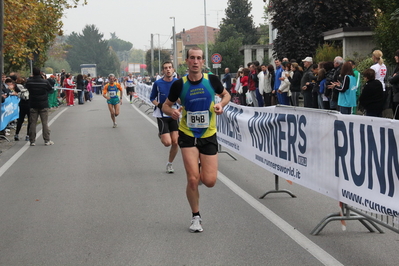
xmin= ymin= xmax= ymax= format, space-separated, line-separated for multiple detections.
xmin=315 ymin=43 xmax=343 ymax=63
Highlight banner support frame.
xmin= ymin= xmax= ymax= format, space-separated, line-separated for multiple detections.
xmin=259 ymin=174 xmax=297 ymax=199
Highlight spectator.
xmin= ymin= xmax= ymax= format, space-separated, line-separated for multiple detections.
xmin=76 ymin=74 xmax=85 ymax=105
xmin=258 ymin=64 xmax=273 ymax=107
xmin=326 ymin=56 xmax=344 ymax=110
xmin=332 ymin=62 xmax=357 ymax=114
xmin=15 ymin=77 xmax=30 ymax=141
xmin=278 ymin=62 xmax=292 ymax=105
xmin=248 ymin=63 xmax=259 ymax=107
xmin=300 ymin=57 xmax=314 ymax=108
xmin=253 ymin=61 xmax=264 ymax=107
xmin=239 ymin=68 xmax=249 ymax=106
xmin=359 ymin=68 xmax=384 ymax=117
xmin=316 ymin=68 xmax=327 ymax=109
xmin=370 ymin=50 xmax=387 ymax=91
xmin=273 ymin=59 xmax=283 ymax=104
xmin=388 ymin=49 xmax=399 ymax=119
xmin=288 ymin=62 xmax=303 ymax=106
xmin=25 ymin=67 xmax=54 ymax=146
xmin=348 ymin=60 xmax=361 ymax=114
xmin=267 ymin=65 xmax=276 ymax=105
xmin=47 ymin=75 xmax=58 ymax=108
xmin=222 ymin=68 xmax=232 ymax=94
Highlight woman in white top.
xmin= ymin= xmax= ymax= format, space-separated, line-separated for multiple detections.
xmin=278 ymin=62 xmax=293 ymax=105
xmin=370 ymin=50 xmax=387 ymax=91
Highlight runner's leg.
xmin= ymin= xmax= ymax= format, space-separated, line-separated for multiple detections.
xmin=199 ymin=153 xmax=218 ymax=187
xmin=108 ymin=104 xmax=115 ymax=123
xmin=181 ymin=147 xmax=201 ymax=213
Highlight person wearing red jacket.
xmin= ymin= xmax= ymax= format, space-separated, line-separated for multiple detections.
xmin=63 ymin=74 xmax=75 ymax=106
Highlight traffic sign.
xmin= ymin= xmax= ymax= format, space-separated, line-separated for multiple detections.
xmin=213 ymin=64 xmax=221 ymax=68
xmin=211 ymin=53 xmax=222 ymax=64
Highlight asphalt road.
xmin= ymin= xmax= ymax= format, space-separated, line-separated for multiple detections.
xmin=0 ymin=93 xmax=398 ymax=266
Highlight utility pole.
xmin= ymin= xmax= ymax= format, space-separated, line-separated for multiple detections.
xmin=151 ymin=34 xmax=154 ymax=76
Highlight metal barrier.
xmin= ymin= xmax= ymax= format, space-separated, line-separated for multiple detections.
xmin=311 ymin=202 xmax=399 ymax=235
xmin=135 ymin=83 xmax=154 ymax=114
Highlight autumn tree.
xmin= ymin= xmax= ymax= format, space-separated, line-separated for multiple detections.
xmin=269 ymin=0 xmax=374 ymax=61
xmin=3 ymin=0 xmax=87 ymax=73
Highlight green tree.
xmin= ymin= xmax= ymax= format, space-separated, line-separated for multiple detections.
xmin=269 ymin=0 xmax=374 ymax=61
xmin=257 ymin=5 xmax=270 ymax=45
xmin=220 ymin=0 xmax=258 ymax=45
xmin=44 ymin=57 xmax=71 ymax=74
xmin=108 ymin=33 xmax=133 ymax=52
xmin=210 ymin=32 xmax=244 ymax=72
xmin=371 ymin=0 xmax=399 ymax=65
xmin=65 ymin=25 xmax=120 ymax=76
xmin=145 ymin=49 xmax=171 ymax=76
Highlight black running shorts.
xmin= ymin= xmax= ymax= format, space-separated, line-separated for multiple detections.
xmin=157 ymin=117 xmax=179 ymax=135
xmin=178 ymin=130 xmax=218 ymax=155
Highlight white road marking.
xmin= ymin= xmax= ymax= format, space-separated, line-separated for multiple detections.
xmin=0 ymin=108 xmax=68 ymax=177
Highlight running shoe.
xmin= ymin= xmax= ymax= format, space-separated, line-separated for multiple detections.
xmin=189 ymin=216 xmax=203 ymax=233
xmin=25 ymin=136 xmax=29 ymax=141
xmin=14 ymin=134 xmax=19 ymax=141
xmin=45 ymin=140 xmax=54 ymax=146
xmin=113 ymin=123 xmax=117 ymax=128
xmin=30 ymin=142 xmax=35 ymax=146
xmin=166 ymin=163 xmax=174 ymax=174
xmin=130 ymin=101 xmax=132 ymax=104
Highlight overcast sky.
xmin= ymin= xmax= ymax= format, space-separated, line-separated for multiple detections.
xmin=62 ymin=0 xmax=266 ymax=50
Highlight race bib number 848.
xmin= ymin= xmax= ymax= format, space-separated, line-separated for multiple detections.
xmin=186 ymin=110 xmax=209 ymax=128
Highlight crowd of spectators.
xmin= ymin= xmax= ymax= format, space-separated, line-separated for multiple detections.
xmin=229 ymin=49 xmax=399 ymax=119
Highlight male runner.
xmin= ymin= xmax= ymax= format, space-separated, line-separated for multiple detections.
xmin=162 ymin=47 xmax=231 ymax=233
xmin=150 ymin=61 xmax=179 ymax=173
xmin=124 ymin=73 xmax=136 ymax=103
xmin=102 ymin=74 xmax=123 ymax=128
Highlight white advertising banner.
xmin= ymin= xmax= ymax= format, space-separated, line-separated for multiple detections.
xmin=217 ymin=103 xmax=399 ymax=218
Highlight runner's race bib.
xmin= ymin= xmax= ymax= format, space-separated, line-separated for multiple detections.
xmin=109 ymin=91 xmax=117 ymax=97
xmin=186 ymin=110 xmax=209 ymax=128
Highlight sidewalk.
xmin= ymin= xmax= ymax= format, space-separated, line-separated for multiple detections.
xmin=0 ymin=107 xmax=61 ymax=154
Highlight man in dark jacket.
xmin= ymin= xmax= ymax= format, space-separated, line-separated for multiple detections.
xmin=25 ymin=67 xmax=54 ymax=146
xmin=222 ymin=68 xmax=232 ymax=94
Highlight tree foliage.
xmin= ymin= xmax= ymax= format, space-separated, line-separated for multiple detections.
xmin=108 ymin=33 xmax=133 ymax=52
xmin=210 ymin=31 xmax=244 ymax=72
xmin=3 ymin=0 xmax=87 ymax=73
xmin=145 ymin=49 xmax=171 ymax=76
xmin=219 ymin=0 xmax=258 ymax=45
xmin=269 ymin=0 xmax=374 ymax=61
xmin=65 ymin=25 xmax=120 ymax=76
xmin=212 ymin=0 xmax=256 ymax=72
xmin=371 ymin=0 xmax=399 ymax=65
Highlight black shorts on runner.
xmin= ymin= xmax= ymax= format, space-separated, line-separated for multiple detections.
xmin=178 ymin=130 xmax=218 ymax=155
xmin=157 ymin=117 xmax=179 ymax=135
xmin=126 ymin=87 xmax=135 ymax=93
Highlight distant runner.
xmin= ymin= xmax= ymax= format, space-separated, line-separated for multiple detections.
xmin=103 ymin=74 xmax=123 ymax=128
xmin=124 ymin=73 xmax=136 ymax=104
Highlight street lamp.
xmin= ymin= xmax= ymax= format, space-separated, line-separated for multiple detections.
xmin=170 ymin=17 xmax=177 ymax=68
